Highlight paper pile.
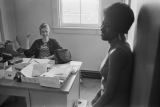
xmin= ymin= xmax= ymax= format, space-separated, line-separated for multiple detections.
xmin=20 ymin=63 xmax=48 ymax=83
xmin=39 ymin=64 xmax=73 ymax=88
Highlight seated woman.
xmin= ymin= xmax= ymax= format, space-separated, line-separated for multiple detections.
xmin=91 ymin=2 xmax=134 ymax=107
xmin=17 ymin=23 xmax=62 ymax=59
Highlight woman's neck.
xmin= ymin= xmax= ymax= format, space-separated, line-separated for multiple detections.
xmin=109 ymin=34 xmax=126 ymax=48
xmin=42 ymin=36 xmax=49 ymax=43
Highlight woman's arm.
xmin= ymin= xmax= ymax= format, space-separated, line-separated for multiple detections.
xmin=23 ymin=39 xmax=39 ymax=58
xmin=43 ymin=54 xmax=55 ymax=59
xmin=26 ymin=34 xmax=31 ymax=49
xmin=15 ymin=34 xmax=31 ymax=52
xmin=49 ymin=39 xmax=62 ymax=57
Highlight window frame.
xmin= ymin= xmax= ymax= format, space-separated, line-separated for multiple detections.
xmin=51 ymin=0 xmax=101 ymax=35
xmin=59 ymin=0 xmax=101 ymax=29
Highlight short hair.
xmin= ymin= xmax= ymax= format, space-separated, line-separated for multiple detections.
xmin=104 ymin=2 xmax=134 ymax=34
xmin=39 ymin=23 xmax=50 ymax=31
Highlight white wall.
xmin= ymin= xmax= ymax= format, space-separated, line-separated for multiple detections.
xmin=14 ymin=0 xmax=122 ymax=71
xmin=0 ymin=0 xmax=16 ymax=41
xmin=0 ymin=0 xmax=17 ymax=104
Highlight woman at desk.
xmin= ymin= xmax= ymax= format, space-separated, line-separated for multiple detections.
xmin=17 ymin=23 xmax=62 ymax=59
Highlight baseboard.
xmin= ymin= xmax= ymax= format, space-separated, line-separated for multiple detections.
xmin=80 ymin=70 xmax=101 ymax=79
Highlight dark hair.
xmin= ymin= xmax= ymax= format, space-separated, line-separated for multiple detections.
xmin=104 ymin=2 xmax=134 ymax=34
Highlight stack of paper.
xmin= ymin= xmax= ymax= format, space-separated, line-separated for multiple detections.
xmin=32 ymin=63 xmax=47 ymax=77
xmin=22 ymin=58 xmax=54 ymax=64
xmin=20 ymin=63 xmax=48 ymax=83
xmin=39 ymin=64 xmax=73 ymax=88
xmin=12 ymin=63 xmax=29 ymax=72
xmin=20 ymin=63 xmax=38 ymax=83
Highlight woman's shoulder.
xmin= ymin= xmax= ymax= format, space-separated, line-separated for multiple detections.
xmin=49 ymin=38 xmax=57 ymax=42
xmin=32 ymin=39 xmax=43 ymax=45
xmin=48 ymin=38 xmax=59 ymax=44
xmin=34 ymin=38 xmax=42 ymax=42
xmin=112 ymin=42 xmax=132 ymax=57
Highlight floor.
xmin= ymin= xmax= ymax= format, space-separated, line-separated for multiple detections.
xmin=0 ymin=78 xmax=101 ymax=107
xmin=80 ymin=78 xmax=101 ymax=107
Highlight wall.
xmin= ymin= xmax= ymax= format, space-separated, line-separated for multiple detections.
xmin=129 ymin=1 xmax=160 ymax=107
xmin=0 ymin=0 xmax=17 ymax=41
xmin=0 ymin=0 xmax=17 ymax=104
xmin=14 ymin=0 xmax=122 ymax=71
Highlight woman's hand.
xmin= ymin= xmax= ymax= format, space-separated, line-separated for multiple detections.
xmin=26 ymin=34 xmax=31 ymax=49
xmin=15 ymin=35 xmax=21 ymax=46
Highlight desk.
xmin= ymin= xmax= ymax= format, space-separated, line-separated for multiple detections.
xmin=0 ymin=61 xmax=82 ymax=107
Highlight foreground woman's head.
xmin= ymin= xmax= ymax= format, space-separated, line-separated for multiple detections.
xmin=101 ymin=2 xmax=134 ymax=41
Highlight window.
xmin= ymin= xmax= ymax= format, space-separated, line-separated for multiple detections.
xmin=59 ymin=0 xmax=101 ymax=29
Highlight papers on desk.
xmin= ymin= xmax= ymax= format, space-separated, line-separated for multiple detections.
xmin=21 ymin=58 xmax=55 ymax=77
xmin=22 ymin=58 xmax=52 ymax=64
xmin=20 ymin=62 xmax=74 ymax=88
xmin=2 ymin=58 xmax=82 ymax=88
xmin=39 ymin=64 xmax=73 ymax=88
xmin=41 ymin=64 xmax=72 ymax=80
xmin=20 ymin=63 xmax=48 ymax=77
xmin=20 ymin=63 xmax=48 ymax=83
xmin=20 ymin=58 xmax=54 ymax=83
xmin=32 ymin=63 xmax=48 ymax=77
xmin=19 ymin=60 xmax=74 ymax=88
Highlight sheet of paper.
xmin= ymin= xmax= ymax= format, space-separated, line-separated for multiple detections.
xmin=20 ymin=63 xmax=34 ymax=77
xmin=41 ymin=64 xmax=72 ymax=80
xmin=30 ymin=58 xmax=50 ymax=64
xmin=23 ymin=58 xmax=52 ymax=64
xmin=32 ymin=63 xmax=47 ymax=77
xmin=23 ymin=58 xmax=32 ymax=63
xmin=6 ymin=66 xmax=12 ymax=71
